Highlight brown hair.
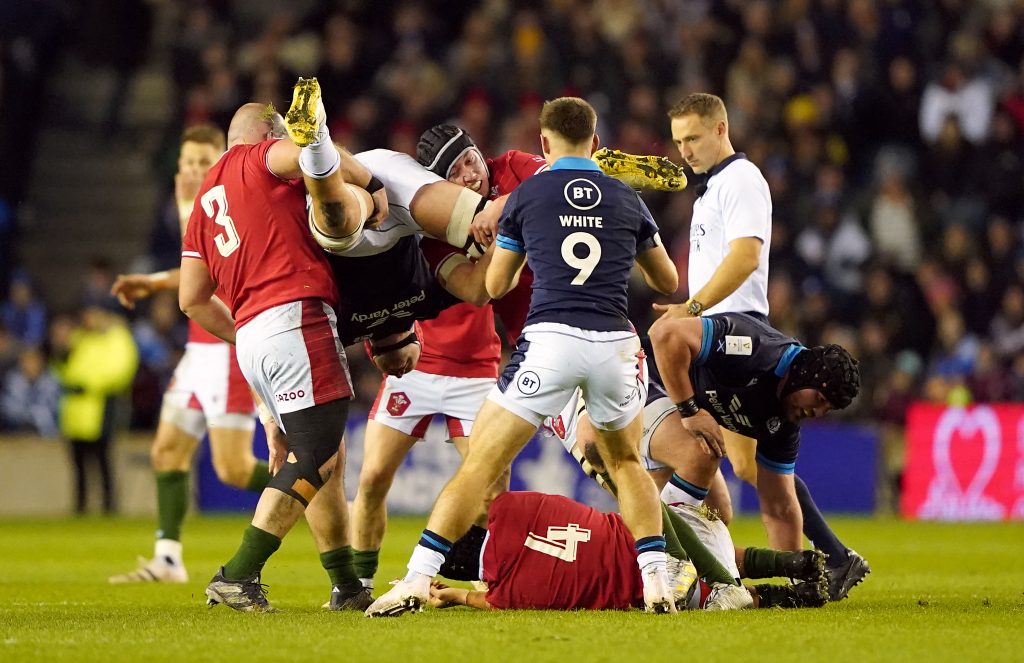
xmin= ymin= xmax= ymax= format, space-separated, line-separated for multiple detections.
xmin=667 ymin=93 xmax=727 ymax=124
xmin=181 ymin=123 xmax=226 ymax=151
xmin=539 ymin=97 xmax=597 ymax=144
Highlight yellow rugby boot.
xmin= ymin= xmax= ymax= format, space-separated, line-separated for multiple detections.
xmin=285 ymin=77 xmax=326 ymax=147
xmin=593 ymin=148 xmax=688 ymax=192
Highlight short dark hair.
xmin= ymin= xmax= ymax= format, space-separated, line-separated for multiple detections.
xmin=667 ymin=93 xmax=727 ymax=123
xmin=539 ymin=97 xmax=597 ymax=144
xmin=181 ymin=123 xmax=226 ymax=151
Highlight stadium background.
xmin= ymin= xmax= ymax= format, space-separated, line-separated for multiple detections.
xmin=0 ymin=0 xmax=1022 ymax=520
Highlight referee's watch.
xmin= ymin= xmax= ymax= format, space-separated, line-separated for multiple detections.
xmin=684 ymin=298 xmax=704 ymax=317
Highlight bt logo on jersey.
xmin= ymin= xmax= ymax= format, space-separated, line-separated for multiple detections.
xmin=563 ymin=178 xmax=602 ymax=211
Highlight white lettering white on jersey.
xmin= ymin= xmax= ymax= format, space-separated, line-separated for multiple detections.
xmin=561 ymin=231 xmax=602 ymax=285
xmin=524 ymin=523 xmax=592 ymax=562
xmin=201 ymin=185 xmax=241 ymax=258
xmin=563 ymin=178 xmax=602 ymax=211
xmin=558 ymin=215 xmax=604 ymax=228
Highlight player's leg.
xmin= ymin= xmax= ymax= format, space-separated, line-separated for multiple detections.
xmin=722 ymin=428 xmax=758 ymax=485
xmin=756 ymin=469 xmax=803 ymax=551
xmin=207 ymin=399 xmax=348 ymax=612
xmin=303 ymin=443 xmax=373 ymax=611
xmin=645 ymin=405 xmax=721 ymax=511
xmin=705 ymin=470 xmax=733 ymax=524
xmin=109 ymin=414 xmax=200 ymax=584
xmin=69 ymin=439 xmax=88 ymax=514
xmin=365 ymin=400 xmax=536 ymax=617
xmin=286 ymin=76 xmax=373 ymax=252
xmin=207 ymin=423 xmax=267 ymax=491
xmin=793 ymin=474 xmax=871 ymax=601
xmin=351 ymin=420 xmax=418 ymax=587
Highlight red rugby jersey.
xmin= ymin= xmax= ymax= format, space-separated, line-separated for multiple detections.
xmin=482 ymin=492 xmax=643 ymax=610
xmin=416 ymin=238 xmax=500 ymax=379
xmin=181 ymin=140 xmax=338 ymax=329
xmin=486 ymin=150 xmax=546 ymax=342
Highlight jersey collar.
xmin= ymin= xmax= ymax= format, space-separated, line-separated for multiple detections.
xmin=549 ymin=156 xmax=601 ymax=171
xmin=694 ymin=152 xmax=746 ymax=197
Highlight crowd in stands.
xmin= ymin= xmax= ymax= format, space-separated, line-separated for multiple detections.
xmin=2 ymin=2 xmax=1022 ymax=510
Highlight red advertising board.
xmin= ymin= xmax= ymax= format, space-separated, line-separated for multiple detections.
xmin=902 ymin=404 xmax=1024 ymax=521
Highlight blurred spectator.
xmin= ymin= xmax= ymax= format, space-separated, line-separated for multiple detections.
xmin=868 ymin=171 xmax=921 ymax=272
xmin=51 ymin=299 xmax=138 ymax=515
xmin=1 ymin=346 xmax=60 ymax=437
xmin=919 ymin=61 xmax=995 ymax=145
xmin=990 ymin=284 xmax=1024 ymax=361
xmin=0 ymin=272 xmax=47 ymax=347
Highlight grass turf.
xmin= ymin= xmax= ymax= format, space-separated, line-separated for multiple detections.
xmin=1 ymin=514 xmax=1022 ymax=662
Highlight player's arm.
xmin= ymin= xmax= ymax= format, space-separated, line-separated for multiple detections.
xmin=688 ymin=236 xmax=762 ymax=309
xmin=437 ymin=243 xmax=495 ymax=307
xmin=110 ymin=269 xmax=180 ymax=310
xmin=178 ymin=258 xmax=236 ymax=344
xmin=428 ymin=582 xmax=494 ymax=610
xmin=410 ymin=180 xmax=486 ymax=248
xmin=647 ymin=316 xmax=725 ymax=456
xmin=635 ymin=238 xmax=679 ymax=294
xmin=485 ymin=246 xmax=525 ymax=300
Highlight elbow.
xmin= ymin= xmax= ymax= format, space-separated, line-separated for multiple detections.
xmin=654 ymin=272 xmax=679 ymax=296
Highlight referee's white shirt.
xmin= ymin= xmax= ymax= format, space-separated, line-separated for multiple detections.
xmin=688 ymin=155 xmax=772 ymax=316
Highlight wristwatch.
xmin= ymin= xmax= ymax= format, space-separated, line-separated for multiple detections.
xmin=684 ymin=298 xmax=704 ymax=317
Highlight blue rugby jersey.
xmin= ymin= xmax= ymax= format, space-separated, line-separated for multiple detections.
xmin=496 ymin=157 xmax=660 ymax=332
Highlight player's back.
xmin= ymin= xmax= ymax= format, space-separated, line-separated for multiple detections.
xmin=482 ymin=491 xmax=642 ymax=610
xmin=183 ymin=140 xmax=337 ymax=328
xmin=498 ymin=158 xmax=661 ymax=333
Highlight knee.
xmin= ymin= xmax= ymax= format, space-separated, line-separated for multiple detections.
xmin=151 ymin=437 xmax=186 ymax=471
xmin=357 ymin=467 xmax=397 ymax=503
xmin=212 ymin=460 xmax=252 ymax=489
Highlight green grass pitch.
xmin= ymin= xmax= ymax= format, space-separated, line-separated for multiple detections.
xmin=1 ymin=514 xmax=1022 ymax=662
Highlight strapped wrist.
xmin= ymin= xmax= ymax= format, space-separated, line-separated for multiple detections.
xmin=676 ymin=397 xmax=700 ymax=418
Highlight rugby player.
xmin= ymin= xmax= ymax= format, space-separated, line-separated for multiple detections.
xmin=180 ymin=79 xmax=375 ymax=612
xmin=366 ymin=97 xmax=680 ymax=616
xmin=108 ymin=124 xmax=268 ymax=584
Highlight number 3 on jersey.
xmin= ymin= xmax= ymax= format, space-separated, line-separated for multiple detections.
xmin=561 ymin=231 xmax=601 ymax=285
xmin=201 ymin=185 xmax=241 ymax=257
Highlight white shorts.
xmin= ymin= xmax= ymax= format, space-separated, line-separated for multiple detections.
xmin=340 ymin=150 xmax=443 ymax=257
xmin=160 ymin=342 xmax=255 ymax=437
xmin=546 ymin=387 xmax=670 ymax=472
xmin=235 ymin=300 xmax=353 ymax=432
xmin=488 ymin=323 xmax=644 ymax=431
xmin=368 ymin=369 xmax=493 ymax=439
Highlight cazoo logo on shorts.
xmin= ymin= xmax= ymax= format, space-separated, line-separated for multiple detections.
xmin=276 ymin=389 xmax=306 ymax=402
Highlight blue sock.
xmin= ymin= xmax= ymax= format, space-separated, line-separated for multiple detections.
xmin=794 ymin=475 xmax=849 ymax=566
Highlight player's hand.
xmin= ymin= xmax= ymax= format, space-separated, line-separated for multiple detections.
xmin=367 ymin=188 xmax=389 ymax=229
xmin=372 ymin=341 xmax=421 ymax=378
xmin=175 ymin=169 xmax=205 ymax=207
xmin=265 ymin=420 xmax=289 ymax=476
xmin=110 ymin=274 xmax=156 ymax=309
xmin=652 ymin=302 xmax=695 ymax=319
xmin=470 ymin=199 xmax=501 ymax=246
xmin=428 ymin=581 xmax=461 ymax=608
xmin=682 ymin=410 xmax=725 ymax=458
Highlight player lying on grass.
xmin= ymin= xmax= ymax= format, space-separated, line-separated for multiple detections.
xmin=425 ymin=490 xmax=822 ymax=611
xmin=646 ymin=311 xmax=870 ymax=600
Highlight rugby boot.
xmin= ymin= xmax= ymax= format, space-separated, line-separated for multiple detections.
xmin=323 ymin=582 xmax=374 ymax=611
xmin=704 ymin=582 xmax=754 ymax=611
xmin=109 ymin=555 xmax=188 ymax=584
xmin=826 ymin=549 xmax=871 ymax=601
xmin=641 ymin=566 xmax=678 ymax=614
xmin=753 ymin=580 xmax=829 ymax=608
xmin=364 ymin=574 xmax=430 ymax=617
xmin=205 ymin=566 xmax=277 ymax=613
xmin=593 ymin=148 xmax=688 ymax=192
xmin=285 ymin=77 xmax=327 ymax=147
xmin=667 ymin=557 xmax=699 ymax=611
xmin=780 ymin=549 xmax=827 ymax=583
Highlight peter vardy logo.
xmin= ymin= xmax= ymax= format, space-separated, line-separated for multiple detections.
xmin=563 ymin=178 xmax=602 ymax=211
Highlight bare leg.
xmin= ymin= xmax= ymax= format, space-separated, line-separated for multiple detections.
xmin=589 ymin=414 xmax=662 ymax=540
xmin=351 ymin=422 xmax=417 ymax=553
xmin=208 ymin=426 xmax=258 ymax=489
xmin=452 ymin=434 xmax=511 ymax=527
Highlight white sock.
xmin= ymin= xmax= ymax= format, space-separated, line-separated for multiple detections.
xmin=637 ymin=550 xmax=667 ymax=575
xmin=299 ymin=124 xmax=339 ymax=179
xmin=661 ymin=482 xmax=703 ymax=508
xmin=406 ymin=544 xmax=445 ymax=579
xmin=154 ymin=539 xmax=183 ymax=565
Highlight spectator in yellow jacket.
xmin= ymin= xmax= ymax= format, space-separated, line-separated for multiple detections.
xmin=52 ymin=298 xmax=138 ymax=514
